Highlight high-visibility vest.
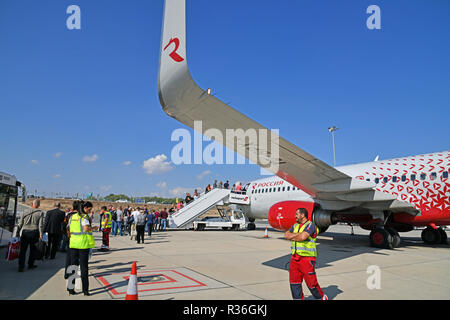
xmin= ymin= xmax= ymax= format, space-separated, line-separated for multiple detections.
xmin=291 ymin=221 xmax=319 ymax=257
xmin=102 ymin=211 xmax=112 ymax=229
xmin=69 ymin=212 xmax=95 ymax=249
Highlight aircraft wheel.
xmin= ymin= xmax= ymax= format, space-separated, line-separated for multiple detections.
xmin=318 ymin=226 xmax=329 ymax=234
xmin=247 ymin=222 xmax=256 ymax=230
xmin=438 ymin=228 xmax=447 ymax=244
xmin=196 ymin=224 xmax=206 ymax=231
xmin=385 ymin=227 xmax=401 ymax=248
xmin=231 ymin=224 xmax=240 ymax=231
xmin=421 ymin=227 xmax=441 ymax=245
xmin=370 ymin=228 xmax=394 ymax=249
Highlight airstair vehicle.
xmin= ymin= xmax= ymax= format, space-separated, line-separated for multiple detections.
xmin=168 ymin=188 xmax=250 ymax=230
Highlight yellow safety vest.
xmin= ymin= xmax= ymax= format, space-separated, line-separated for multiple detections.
xmin=291 ymin=221 xmax=319 ymax=257
xmin=69 ymin=212 xmax=95 ymax=249
xmin=102 ymin=211 xmax=112 ymax=229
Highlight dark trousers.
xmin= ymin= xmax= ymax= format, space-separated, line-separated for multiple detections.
xmin=136 ymin=225 xmax=145 ymax=243
xmin=147 ymin=223 xmax=153 ymax=236
xmin=64 ymin=247 xmax=73 ymax=279
xmin=45 ymin=233 xmax=61 ymax=259
xmin=18 ymin=230 xmax=39 ymax=268
xmin=102 ymin=228 xmax=111 ymax=247
xmin=69 ymin=248 xmax=90 ymax=293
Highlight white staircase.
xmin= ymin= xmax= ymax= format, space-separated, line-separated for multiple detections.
xmin=168 ymin=188 xmax=231 ymax=228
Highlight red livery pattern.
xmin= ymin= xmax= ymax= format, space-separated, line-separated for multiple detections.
xmin=164 ymin=38 xmax=185 ymax=62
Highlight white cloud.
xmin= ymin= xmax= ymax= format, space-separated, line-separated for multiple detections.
xmin=142 ymin=154 xmax=173 ymax=175
xmin=157 ymin=181 xmax=167 ymax=189
xmin=31 ymin=160 xmax=39 ymax=165
xmin=83 ymin=154 xmax=98 ymax=162
xmin=123 ymin=161 xmax=132 ymax=166
xmin=100 ymin=185 xmax=112 ymax=192
xmin=196 ymin=170 xmax=212 ymax=180
xmin=53 ymin=174 xmax=61 ymax=179
xmin=169 ymin=186 xmax=202 ymax=197
xmin=54 ymin=152 xmax=62 ymax=158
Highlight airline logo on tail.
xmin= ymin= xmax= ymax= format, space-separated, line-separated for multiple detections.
xmin=164 ymin=37 xmax=184 ymax=62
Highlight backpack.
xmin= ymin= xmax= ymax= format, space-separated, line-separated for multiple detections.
xmin=111 ymin=211 xmax=117 ymax=221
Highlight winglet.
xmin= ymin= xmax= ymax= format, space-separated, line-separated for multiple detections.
xmin=158 ymin=0 xmax=195 ymax=116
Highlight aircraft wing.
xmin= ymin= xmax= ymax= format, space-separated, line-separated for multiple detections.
xmin=158 ymin=0 xmax=417 ymax=214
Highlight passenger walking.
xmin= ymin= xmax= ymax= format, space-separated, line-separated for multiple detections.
xmin=160 ymin=208 xmax=168 ymax=231
xmin=100 ymin=206 xmax=112 ymax=251
xmin=116 ymin=206 xmax=124 ymax=236
xmin=43 ymin=202 xmax=65 ymax=260
xmin=284 ymin=208 xmax=328 ymax=300
xmin=67 ymin=201 xmax=95 ymax=296
xmin=213 ymin=180 xmax=218 ymax=189
xmin=224 ymin=180 xmax=229 ymax=189
xmin=218 ymin=181 xmax=223 ymax=189
xmin=17 ymin=199 xmax=44 ymax=272
xmin=130 ymin=207 xmax=140 ymax=240
xmin=135 ymin=210 xmax=146 ymax=244
xmin=111 ymin=206 xmax=118 ymax=236
xmin=154 ymin=210 xmax=160 ymax=231
xmin=146 ymin=210 xmax=155 ymax=237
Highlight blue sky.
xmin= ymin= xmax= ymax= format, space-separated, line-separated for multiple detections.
xmin=1 ymin=0 xmax=449 ymax=198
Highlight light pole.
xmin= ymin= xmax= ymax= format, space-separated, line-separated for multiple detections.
xmin=328 ymin=126 xmax=339 ymax=167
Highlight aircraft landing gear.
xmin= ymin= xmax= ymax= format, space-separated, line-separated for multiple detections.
xmin=438 ymin=228 xmax=448 ymax=244
xmin=247 ymin=222 xmax=256 ymax=230
xmin=369 ymin=227 xmax=398 ymax=249
xmin=421 ymin=226 xmax=447 ymax=245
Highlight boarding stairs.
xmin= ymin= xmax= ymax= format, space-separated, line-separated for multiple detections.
xmin=168 ymin=188 xmax=250 ymax=229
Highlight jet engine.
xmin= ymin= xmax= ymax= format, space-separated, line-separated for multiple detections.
xmin=268 ymin=201 xmax=338 ymax=232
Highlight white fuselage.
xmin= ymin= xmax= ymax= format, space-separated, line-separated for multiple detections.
xmin=241 ymin=151 xmax=450 ymax=220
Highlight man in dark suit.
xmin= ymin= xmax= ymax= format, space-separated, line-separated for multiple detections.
xmin=43 ymin=202 xmax=66 ymax=259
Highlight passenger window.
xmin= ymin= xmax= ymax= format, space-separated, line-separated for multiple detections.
xmin=282 ymin=187 xmax=285 ymax=192
xmin=287 ymin=186 xmax=290 ymax=191
xmin=278 ymin=187 xmax=281 ymax=192
xmin=411 ymin=174 xmax=416 ymax=181
xmin=392 ymin=176 xmax=398 ymax=183
xmin=366 ymin=178 xmax=370 ymax=181
xmin=420 ymin=173 xmax=426 ymax=180
xmin=375 ymin=178 xmax=380 ymax=184
xmin=444 ymin=172 xmax=449 ymax=179
xmin=383 ymin=177 xmax=388 ymax=183
xmin=265 ymin=188 xmax=268 ymax=193
xmin=401 ymin=175 xmax=406 ymax=182
xmin=430 ymin=172 xmax=437 ymax=180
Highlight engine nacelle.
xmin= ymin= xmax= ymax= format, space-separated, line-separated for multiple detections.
xmin=268 ymin=201 xmax=339 ymax=231
xmin=268 ymin=201 xmax=315 ymax=231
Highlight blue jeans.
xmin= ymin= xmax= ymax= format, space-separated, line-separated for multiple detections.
xmin=116 ymin=221 xmax=123 ymax=236
xmin=111 ymin=221 xmax=117 ymax=236
xmin=160 ymin=219 xmax=167 ymax=231
xmin=146 ymin=222 xmax=153 ymax=236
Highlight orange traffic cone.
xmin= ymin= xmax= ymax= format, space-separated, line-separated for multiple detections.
xmin=125 ymin=262 xmax=138 ymax=300
xmin=264 ymin=226 xmax=269 ymax=238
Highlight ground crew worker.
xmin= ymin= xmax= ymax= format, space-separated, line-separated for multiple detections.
xmin=67 ymin=201 xmax=95 ymax=296
xmin=284 ymin=207 xmax=328 ymax=300
xmin=100 ymin=206 xmax=112 ymax=251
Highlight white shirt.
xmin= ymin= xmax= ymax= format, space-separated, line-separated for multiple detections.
xmin=81 ymin=217 xmax=90 ymax=227
xmin=116 ymin=209 xmax=123 ymax=221
xmin=132 ymin=211 xmax=140 ymax=223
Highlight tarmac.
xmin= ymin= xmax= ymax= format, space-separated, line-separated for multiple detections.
xmin=0 ymin=223 xmax=449 ymax=300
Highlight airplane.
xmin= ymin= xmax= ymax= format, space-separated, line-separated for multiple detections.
xmin=157 ymin=0 xmax=450 ymax=249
